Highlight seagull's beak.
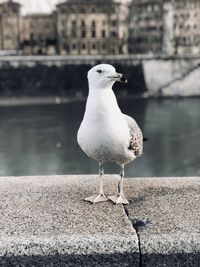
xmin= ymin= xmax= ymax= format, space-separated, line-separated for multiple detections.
xmin=107 ymin=73 xmax=128 ymax=83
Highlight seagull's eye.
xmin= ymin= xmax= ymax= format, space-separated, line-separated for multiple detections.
xmin=96 ymin=69 xmax=103 ymax=74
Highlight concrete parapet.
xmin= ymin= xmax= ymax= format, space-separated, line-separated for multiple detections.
xmin=0 ymin=175 xmax=199 ymax=266
xmin=125 ymin=177 xmax=200 ymax=267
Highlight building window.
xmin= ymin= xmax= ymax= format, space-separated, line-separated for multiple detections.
xmin=72 ymin=44 xmax=76 ymax=50
xmin=60 ymin=7 xmax=65 ymax=13
xmin=82 ymin=30 xmax=86 ymax=38
xmin=71 ymin=30 xmax=76 ymax=38
xmin=91 ymin=7 xmax=96 ymax=13
xmin=71 ymin=20 xmax=76 ymax=27
xmin=111 ymin=31 xmax=117 ymax=37
xmin=92 ymin=43 xmax=96 ymax=50
xmin=63 ymin=43 xmax=69 ymax=52
xmin=112 ymin=20 xmax=117 ymax=26
xmin=82 ymin=43 xmax=86 ymax=50
xmin=102 ymin=30 xmax=106 ymax=38
xmin=91 ymin=20 xmax=96 ymax=27
xmin=102 ymin=43 xmax=106 ymax=50
xmin=81 ymin=20 xmax=85 ymax=27
xmin=80 ymin=8 xmax=85 ymax=13
xmin=92 ymin=30 xmax=96 ymax=38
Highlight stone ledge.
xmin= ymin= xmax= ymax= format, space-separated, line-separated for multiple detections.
xmin=0 ymin=176 xmax=199 ymax=266
xmin=0 ymin=175 xmax=139 ymax=266
xmin=125 ymin=177 xmax=200 ymax=267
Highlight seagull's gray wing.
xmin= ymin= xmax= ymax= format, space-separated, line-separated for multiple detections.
xmin=124 ymin=114 xmax=143 ymax=157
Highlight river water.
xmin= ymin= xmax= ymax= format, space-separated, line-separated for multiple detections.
xmin=0 ymin=98 xmax=199 ymax=177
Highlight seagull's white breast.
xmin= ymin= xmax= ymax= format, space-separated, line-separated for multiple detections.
xmin=77 ymin=88 xmax=136 ymax=165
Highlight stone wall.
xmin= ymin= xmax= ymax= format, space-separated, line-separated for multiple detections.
xmin=0 ymin=63 xmax=146 ymax=97
xmin=1 ymin=56 xmax=200 ymax=98
xmin=143 ymin=58 xmax=200 ymax=96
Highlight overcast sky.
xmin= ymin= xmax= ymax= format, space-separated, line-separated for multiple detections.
xmin=0 ymin=0 xmax=129 ymax=14
xmin=0 ymin=0 xmax=60 ymax=14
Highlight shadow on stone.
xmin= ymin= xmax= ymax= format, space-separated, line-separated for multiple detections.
xmin=142 ymin=252 xmax=200 ymax=267
xmin=0 ymin=252 xmax=139 ymax=267
xmin=132 ymin=219 xmax=152 ymax=231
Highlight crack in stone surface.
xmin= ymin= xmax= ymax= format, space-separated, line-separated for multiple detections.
xmin=123 ymin=206 xmax=143 ymax=267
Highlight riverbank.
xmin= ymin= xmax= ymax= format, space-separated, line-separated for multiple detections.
xmin=0 ymin=175 xmax=199 ymax=266
xmin=1 ymin=55 xmax=200 ymax=97
xmin=0 ymin=96 xmax=86 ymax=106
xmin=1 ymin=54 xmax=200 ymax=97
xmin=1 ymin=94 xmax=200 ymax=107
xmin=0 ymin=63 xmax=146 ymax=97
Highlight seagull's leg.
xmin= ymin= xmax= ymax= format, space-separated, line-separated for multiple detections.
xmin=108 ymin=165 xmax=129 ymax=205
xmin=84 ymin=163 xmax=108 ymax=204
xmin=118 ymin=165 xmax=129 ymax=204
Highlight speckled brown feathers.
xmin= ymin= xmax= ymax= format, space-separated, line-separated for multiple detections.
xmin=128 ymin=129 xmax=143 ymax=157
xmin=124 ymin=114 xmax=143 ymax=157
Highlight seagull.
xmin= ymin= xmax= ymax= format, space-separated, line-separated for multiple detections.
xmin=77 ymin=64 xmax=143 ymax=205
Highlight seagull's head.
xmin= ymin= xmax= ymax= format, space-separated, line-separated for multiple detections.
xmin=87 ymin=64 xmax=127 ymax=90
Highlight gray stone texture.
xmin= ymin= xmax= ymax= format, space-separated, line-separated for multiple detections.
xmin=0 ymin=175 xmax=200 ymax=266
xmin=0 ymin=175 xmax=139 ymax=266
xmin=125 ymin=177 xmax=200 ymax=267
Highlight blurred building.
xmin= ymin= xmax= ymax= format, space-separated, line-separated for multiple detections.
xmin=20 ymin=13 xmax=57 ymax=55
xmin=173 ymin=0 xmax=200 ymax=55
xmin=0 ymin=0 xmax=21 ymax=51
xmin=128 ymin=0 xmax=164 ymax=55
xmin=162 ymin=0 xmax=175 ymax=55
xmin=1 ymin=0 xmax=200 ymax=56
xmin=56 ymin=0 xmax=128 ymax=55
xmin=128 ymin=0 xmax=200 ymax=56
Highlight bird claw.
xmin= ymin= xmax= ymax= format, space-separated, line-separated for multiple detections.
xmin=108 ymin=194 xmax=129 ymax=205
xmin=84 ymin=193 xmax=108 ymax=204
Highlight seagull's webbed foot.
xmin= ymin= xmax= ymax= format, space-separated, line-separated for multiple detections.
xmin=108 ymin=194 xmax=129 ymax=205
xmin=85 ymin=163 xmax=108 ymax=204
xmin=109 ymin=164 xmax=129 ymax=205
xmin=84 ymin=193 xmax=108 ymax=204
